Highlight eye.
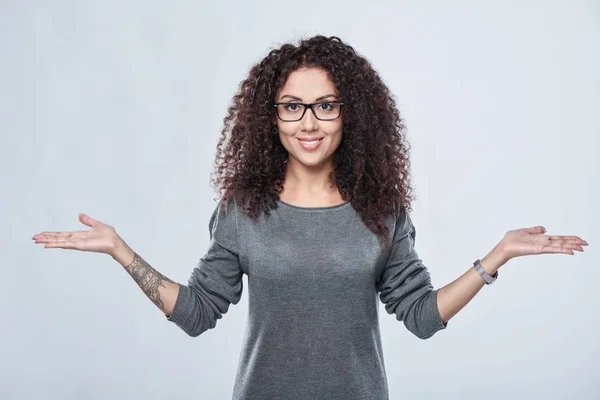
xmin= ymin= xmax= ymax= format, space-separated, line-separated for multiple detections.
xmin=284 ymin=103 xmax=301 ymax=112
xmin=318 ymin=102 xmax=334 ymax=110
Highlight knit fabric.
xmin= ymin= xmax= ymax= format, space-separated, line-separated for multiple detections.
xmin=167 ymin=196 xmax=447 ymax=399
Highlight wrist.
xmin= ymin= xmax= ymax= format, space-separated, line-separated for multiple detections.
xmin=480 ymin=242 xmax=508 ymax=275
xmin=111 ymin=236 xmax=135 ymax=268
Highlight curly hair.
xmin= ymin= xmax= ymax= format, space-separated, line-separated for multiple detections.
xmin=209 ymin=34 xmax=416 ymax=250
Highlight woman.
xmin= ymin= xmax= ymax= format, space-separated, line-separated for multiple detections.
xmin=31 ymin=35 xmax=588 ymax=400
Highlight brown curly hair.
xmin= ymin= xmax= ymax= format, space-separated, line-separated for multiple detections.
xmin=209 ymin=34 xmax=416 ymax=250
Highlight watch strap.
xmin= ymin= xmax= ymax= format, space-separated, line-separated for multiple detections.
xmin=473 ymin=258 xmax=498 ymax=285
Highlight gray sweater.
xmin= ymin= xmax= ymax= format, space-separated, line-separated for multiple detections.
xmin=167 ymin=196 xmax=448 ymax=400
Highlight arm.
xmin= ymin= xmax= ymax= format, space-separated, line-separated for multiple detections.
xmin=31 ymin=212 xmax=181 ymax=318
xmin=437 ymin=225 xmax=587 ymax=324
xmin=32 ymin=201 xmax=244 ymax=334
xmin=377 ymin=213 xmax=448 ymax=340
xmin=111 ymin=239 xmax=180 ymax=318
xmin=436 ymin=243 xmax=507 ymax=324
xmin=110 ymin=197 xmax=244 ymax=338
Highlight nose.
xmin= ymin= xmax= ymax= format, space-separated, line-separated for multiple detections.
xmin=300 ymin=106 xmax=318 ymax=131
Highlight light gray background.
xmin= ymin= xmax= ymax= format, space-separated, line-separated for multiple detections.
xmin=2 ymin=1 xmax=598 ymax=399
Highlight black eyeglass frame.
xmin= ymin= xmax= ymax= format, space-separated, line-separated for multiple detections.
xmin=273 ymin=100 xmax=345 ymax=122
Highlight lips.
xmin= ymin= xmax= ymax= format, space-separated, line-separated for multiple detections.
xmin=297 ymin=137 xmax=323 ymax=150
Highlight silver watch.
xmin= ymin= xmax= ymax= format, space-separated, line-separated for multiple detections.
xmin=473 ymin=259 xmax=498 ymax=285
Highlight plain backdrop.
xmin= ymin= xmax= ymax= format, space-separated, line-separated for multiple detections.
xmin=2 ymin=1 xmax=598 ymax=399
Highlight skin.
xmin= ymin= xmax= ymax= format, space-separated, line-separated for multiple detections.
xmin=124 ymin=252 xmax=175 ymax=310
xmin=30 ymin=67 xmax=589 ymax=326
xmin=273 ymin=67 xmax=347 ymax=207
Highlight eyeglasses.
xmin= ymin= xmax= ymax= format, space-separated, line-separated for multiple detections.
xmin=273 ymin=101 xmax=344 ymax=122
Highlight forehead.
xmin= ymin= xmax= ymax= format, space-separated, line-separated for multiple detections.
xmin=276 ymin=67 xmax=337 ymax=100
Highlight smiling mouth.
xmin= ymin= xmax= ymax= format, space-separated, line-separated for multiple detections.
xmin=297 ymin=137 xmax=324 ymax=150
xmin=297 ymin=137 xmax=324 ymax=143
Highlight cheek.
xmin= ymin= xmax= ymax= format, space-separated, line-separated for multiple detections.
xmin=329 ymin=133 xmax=344 ymax=151
xmin=323 ymin=126 xmax=343 ymax=145
xmin=277 ymin=127 xmax=298 ymax=152
xmin=277 ymin=124 xmax=297 ymax=136
xmin=325 ymin=121 xmax=343 ymax=138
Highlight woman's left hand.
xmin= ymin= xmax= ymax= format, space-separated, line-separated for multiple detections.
xmin=500 ymin=226 xmax=588 ymax=261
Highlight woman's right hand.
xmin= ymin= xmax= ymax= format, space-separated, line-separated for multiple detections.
xmin=32 ymin=213 xmax=122 ymax=257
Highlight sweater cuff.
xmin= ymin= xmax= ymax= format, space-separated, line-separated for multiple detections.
xmin=419 ymin=289 xmax=448 ymax=339
xmin=166 ymin=283 xmax=191 ymax=326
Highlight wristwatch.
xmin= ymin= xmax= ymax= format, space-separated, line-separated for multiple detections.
xmin=473 ymin=259 xmax=498 ymax=285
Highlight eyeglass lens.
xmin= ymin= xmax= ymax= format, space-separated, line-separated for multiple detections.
xmin=276 ymin=102 xmax=341 ymax=121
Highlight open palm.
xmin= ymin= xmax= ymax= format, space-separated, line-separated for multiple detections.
xmin=501 ymin=225 xmax=587 ymax=261
xmin=32 ymin=213 xmax=118 ymax=255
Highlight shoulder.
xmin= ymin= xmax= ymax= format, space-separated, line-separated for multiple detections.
xmin=210 ymin=196 xmax=237 ymax=222
xmin=390 ymin=204 xmax=415 ymax=244
xmin=208 ymin=196 xmax=239 ymax=246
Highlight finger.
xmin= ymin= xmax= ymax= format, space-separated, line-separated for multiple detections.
xmin=32 ymin=232 xmax=50 ymax=238
xmin=552 ymin=242 xmax=584 ymax=251
xmin=43 ymin=240 xmax=80 ymax=250
xmin=548 ymin=235 xmax=587 ymax=245
xmin=542 ymin=240 xmax=580 ymax=254
xmin=560 ymin=236 xmax=588 ymax=245
xmin=33 ymin=228 xmax=88 ymax=239
xmin=543 ymin=247 xmax=573 ymax=255
xmin=33 ymin=231 xmax=66 ymax=238
xmin=78 ymin=214 xmax=97 ymax=228
xmin=526 ymin=226 xmax=546 ymax=234
xmin=33 ymin=232 xmax=63 ymax=241
xmin=34 ymin=231 xmax=84 ymax=242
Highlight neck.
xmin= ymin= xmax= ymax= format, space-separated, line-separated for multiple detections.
xmin=283 ymin=157 xmax=337 ymax=194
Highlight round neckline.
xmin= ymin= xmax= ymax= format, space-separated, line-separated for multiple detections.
xmin=277 ymin=198 xmax=352 ymax=212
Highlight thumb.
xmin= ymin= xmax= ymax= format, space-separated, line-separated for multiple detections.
xmin=526 ymin=226 xmax=546 ymax=234
xmin=78 ymin=213 xmax=97 ymax=228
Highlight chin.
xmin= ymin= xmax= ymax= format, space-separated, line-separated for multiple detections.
xmin=294 ymin=154 xmax=333 ymax=168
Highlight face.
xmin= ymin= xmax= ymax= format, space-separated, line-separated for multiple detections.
xmin=273 ymin=67 xmax=343 ymax=170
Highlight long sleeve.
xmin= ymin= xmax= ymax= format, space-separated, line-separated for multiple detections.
xmin=167 ymin=197 xmax=244 ymax=337
xmin=376 ymin=208 xmax=448 ymax=340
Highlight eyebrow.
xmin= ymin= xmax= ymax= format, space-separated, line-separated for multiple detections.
xmin=279 ymin=94 xmax=338 ymax=102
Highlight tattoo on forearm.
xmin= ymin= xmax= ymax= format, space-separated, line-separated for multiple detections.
xmin=124 ymin=252 xmax=175 ymax=310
